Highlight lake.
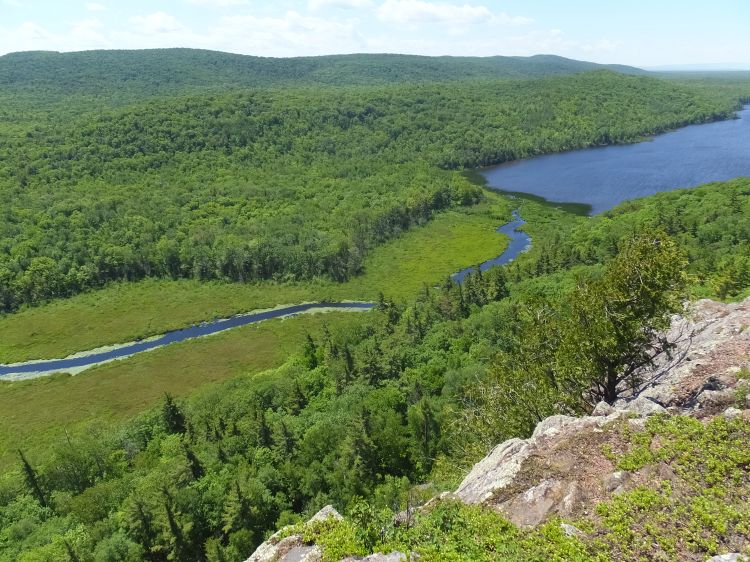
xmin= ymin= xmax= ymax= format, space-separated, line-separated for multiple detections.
xmin=482 ymin=105 xmax=750 ymax=214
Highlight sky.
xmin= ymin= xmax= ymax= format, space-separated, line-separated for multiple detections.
xmin=0 ymin=0 xmax=748 ymax=68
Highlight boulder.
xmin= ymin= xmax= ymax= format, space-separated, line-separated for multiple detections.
xmin=531 ymin=415 xmax=579 ymax=439
xmin=696 ymin=389 xmax=736 ymax=409
xmin=630 ymin=297 xmax=750 ymax=411
xmin=282 ymin=546 xmax=321 ymax=562
xmin=723 ymin=407 xmax=744 ymax=420
xmin=245 ymin=536 xmax=321 ymax=562
xmin=244 ymin=506 xmax=341 ymax=562
xmin=500 ymin=479 xmax=576 ymax=527
xmin=616 ymin=396 xmax=667 ymax=417
xmin=592 ymin=401 xmax=615 ymax=416
xmin=455 ymin=410 xmax=627 ymax=522
xmin=455 ymin=438 xmax=532 ymax=504
xmin=560 ymin=523 xmax=583 ymax=537
xmin=704 ymin=554 xmax=747 ymax=562
xmin=603 ymin=471 xmax=630 ymax=493
xmin=309 ymin=505 xmax=343 ymax=524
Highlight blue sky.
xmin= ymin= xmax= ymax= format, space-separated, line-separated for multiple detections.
xmin=0 ymin=0 xmax=748 ymax=67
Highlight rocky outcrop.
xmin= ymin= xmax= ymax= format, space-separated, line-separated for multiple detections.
xmin=455 ymin=409 xmax=632 ymax=525
xmin=617 ymin=296 xmax=750 ymax=415
xmin=244 ymin=506 xmax=342 ymax=562
xmin=455 ymin=297 xmax=750 ymax=528
xmin=246 ymin=506 xmax=408 ymax=562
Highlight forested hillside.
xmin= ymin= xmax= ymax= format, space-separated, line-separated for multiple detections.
xmin=0 ymin=71 xmax=741 ymax=312
xmin=2 ymin=48 xmax=750 ymax=561
xmin=2 ymin=178 xmax=749 ymax=561
xmin=0 ymin=49 xmax=644 ymax=102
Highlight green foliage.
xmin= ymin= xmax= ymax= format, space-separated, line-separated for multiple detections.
xmin=0 ymin=68 xmax=741 ymax=311
xmin=2 ymin=50 xmax=750 ymax=561
xmin=306 ymin=415 xmax=750 ymax=562
xmin=161 ymin=394 xmax=186 ymax=435
xmin=0 ymin=50 xmax=644 ymax=105
xmin=455 ymin=230 xmax=688 ymax=456
xmin=2 ymin=177 xmax=750 ymax=559
xmin=592 ymin=415 xmax=750 ymax=561
xmin=513 ymin=177 xmax=750 ymax=301
xmin=555 ymin=231 xmax=688 ymax=404
xmin=305 ymin=499 xmax=598 ymax=562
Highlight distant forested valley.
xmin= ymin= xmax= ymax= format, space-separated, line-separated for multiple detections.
xmin=2 ymin=50 xmax=750 ymax=562
xmin=0 ymin=55 xmax=744 ymax=312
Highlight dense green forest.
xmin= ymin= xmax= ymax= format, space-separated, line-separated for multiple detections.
xmin=3 ymin=49 xmax=750 ymax=560
xmin=0 ymin=50 xmax=643 ymax=103
xmin=1 ymin=178 xmax=749 ymax=561
xmin=0 ymin=71 xmax=743 ymax=312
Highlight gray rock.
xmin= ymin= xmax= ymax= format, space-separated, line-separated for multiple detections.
xmin=282 ymin=546 xmax=321 ymax=562
xmin=246 ymin=535 xmax=309 ymax=562
xmin=507 ymin=479 xmax=564 ymax=527
xmin=697 ymin=389 xmax=736 ymax=408
xmin=455 ymin=438 xmax=531 ymax=504
xmin=619 ymin=396 xmax=667 ymax=417
xmin=245 ymin=506 xmax=340 ymax=562
xmin=603 ymin=471 xmax=630 ymax=493
xmin=704 ymin=554 xmax=747 ymax=562
xmin=592 ymin=401 xmax=615 ymax=416
xmin=723 ymin=407 xmax=744 ymax=420
xmin=501 ymin=478 xmax=583 ymax=527
xmin=531 ymin=415 xmax=579 ymax=439
xmin=624 ymin=297 xmax=750 ymax=410
xmin=309 ymin=505 xmax=343 ymax=523
xmin=560 ymin=522 xmax=582 ymax=537
xmin=455 ymin=410 xmax=627 ymax=510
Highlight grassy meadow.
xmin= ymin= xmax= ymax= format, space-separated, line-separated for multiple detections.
xmin=0 ymin=194 xmax=511 ymax=468
xmin=0 ymin=196 xmax=510 ymax=363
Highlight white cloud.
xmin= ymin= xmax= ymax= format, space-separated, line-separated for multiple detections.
xmin=376 ymin=0 xmax=529 ymax=27
xmin=185 ymin=0 xmax=249 ymax=6
xmin=211 ymin=11 xmax=365 ymax=56
xmin=308 ymin=0 xmax=372 ymax=10
xmin=71 ymin=18 xmax=109 ymax=48
xmin=0 ymin=21 xmax=56 ymax=52
xmin=377 ymin=0 xmax=489 ymax=25
xmin=129 ymin=12 xmax=186 ymax=35
xmin=492 ymin=12 xmax=533 ymax=26
xmin=85 ymin=2 xmax=106 ymax=11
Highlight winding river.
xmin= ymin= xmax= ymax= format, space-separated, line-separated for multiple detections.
xmin=4 ymin=106 xmax=749 ymax=380
xmin=452 ymin=210 xmax=530 ymax=283
xmin=0 ymin=302 xmax=374 ymax=380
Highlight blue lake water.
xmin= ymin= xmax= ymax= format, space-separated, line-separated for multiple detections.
xmin=482 ymin=106 xmax=750 ymax=214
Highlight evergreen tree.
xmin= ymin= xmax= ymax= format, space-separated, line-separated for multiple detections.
xmin=162 ymin=393 xmax=186 ymax=434
xmin=18 ymin=449 xmax=47 ymax=508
